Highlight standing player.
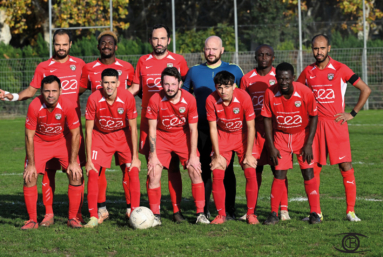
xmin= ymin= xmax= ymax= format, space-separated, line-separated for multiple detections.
xmin=79 ymin=30 xmax=135 ymax=223
xmin=297 ymin=34 xmax=371 ymax=221
xmin=128 ymin=24 xmax=189 ymax=222
xmin=262 ymin=62 xmax=321 ymax=225
xmin=84 ymin=68 xmax=140 ymax=228
xmin=183 ymin=36 xmax=244 ymax=220
xmin=22 ymin=75 xmax=83 ymax=229
xmin=0 ymin=29 xmax=86 ymax=227
xmin=206 ymin=71 xmax=259 ymax=224
xmin=146 ymin=67 xmax=210 ymax=226
xmin=239 ymin=45 xmax=289 ymax=221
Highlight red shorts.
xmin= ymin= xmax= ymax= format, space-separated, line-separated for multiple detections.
xmin=314 ymin=118 xmax=352 ymax=165
xmin=139 ymin=116 xmax=150 ymax=156
xmin=25 ymin=135 xmax=80 ymax=174
xmin=91 ymin=129 xmax=132 ymax=168
xmin=273 ymin=129 xmax=315 ymax=170
xmin=156 ymin=130 xmax=199 ymax=169
xmin=255 ymin=123 xmax=271 ymax=166
xmin=211 ymin=130 xmax=259 ymax=167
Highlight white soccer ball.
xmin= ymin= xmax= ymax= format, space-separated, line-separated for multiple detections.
xmin=129 ymin=206 xmax=154 ymax=229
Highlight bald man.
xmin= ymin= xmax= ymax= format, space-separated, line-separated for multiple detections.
xmin=183 ymin=36 xmax=244 ymax=220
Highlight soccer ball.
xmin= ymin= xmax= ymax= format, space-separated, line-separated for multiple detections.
xmin=129 ymin=206 xmax=154 ymax=229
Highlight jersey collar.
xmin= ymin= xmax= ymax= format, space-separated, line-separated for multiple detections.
xmin=314 ymin=56 xmax=336 ymax=71
xmin=217 ymin=88 xmax=240 ymax=106
xmin=161 ymin=89 xmax=184 ymax=104
xmin=48 ymin=56 xmax=75 ymax=66
xmin=252 ymin=67 xmax=276 ymax=77
xmin=39 ymin=97 xmax=63 ymax=111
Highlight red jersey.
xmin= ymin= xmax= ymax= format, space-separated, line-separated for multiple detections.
xmin=85 ymin=89 xmax=137 ymax=133
xmin=206 ymin=88 xmax=255 ymax=134
xmin=80 ymin=58 xmax=134 ymax=93
xmin=240 ymin=67 xmax=276 ymax=123
xmin=25 ymin=95 xmax=80 ymax=142
xmin=297 ymin=57 xmax=360 ymax=119
xmin=146 ymin=89 xmax=198 ymax=135
xmin=133 ymin=52 xmax=189 ymax=113
xmin=30 ymin=56 xmax=85 ymax=110
xmin=261 ymin=82 xmax=317 ymax=134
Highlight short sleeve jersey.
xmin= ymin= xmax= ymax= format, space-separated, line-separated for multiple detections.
xmin=85 ymin=89 xmax=137 ymax=133
xmin=25 ymin=95 xmax=80 ymax=142
xmin=80 ymin=58 xmax=134 ymax=93
xmin=30 ymin=56 xmax=85 ymax=109
xmin=240 ymin=67 xmax=276 ymax=123
xmin=297 ymin=57 xmax=360 ymax=119
xmin=206 ymin=88 xmax=255 ymax=135
xmin=133 ymin=52 xmax=188 ymax=114
xmin=146 ymin=89 xmax=198 ymax=135
xmin=261 ymin=82 xmax=317 ymax=134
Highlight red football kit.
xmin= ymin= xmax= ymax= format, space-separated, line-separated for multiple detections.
xmin=261 ymin=82 xmax=317 ymax=170
xmin=80 ymin=58 xmax=134 ymax=93
xmin=25 ymin=95 xmax=80 ymax=173
xmin=240 ymin=67 xmax=276 ymax=165
xmin=133 ymin=52 xmax=189 ymax=155
xmin=146 ymin=89 xmax=199 ymax=169
xmin=297 ymin=57 xmax=359 ymax=165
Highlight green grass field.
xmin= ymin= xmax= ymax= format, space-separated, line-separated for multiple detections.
xmin=0 ymin=111 xmax=382 ymax=256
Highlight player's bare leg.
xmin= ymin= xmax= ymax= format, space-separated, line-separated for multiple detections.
xmin=22 ymin=174 xmax=40 ymax=230
xmin=188 ymin=166 xmax=209 ymax=224
xmin=66 ymin=170 xmax=83 ymax=228
xmin=147 ymin=164 xmax=163 ymax=227
xmin=224 ymin=154 xmax=236 ymax=220
xmin=40 ymin=169 xmax=56 ymax=227
xmin=168 ymin=154 xmax=184 ymax=223
xmin=339 ymin=162 xmax=360 ymax=221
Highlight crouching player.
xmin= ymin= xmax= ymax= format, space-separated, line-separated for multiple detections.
xmin=22 ymin=75 xmax=83 ymax=229
xmin=261 ymin=62 xmax=321 ymax=225
xmin=84 ymin=68 xmax=140 ymax=228
xmin=146 ymin=67 xmax=210 ymax=226
xmin=206 ymin=71 xmax=259 ymax=225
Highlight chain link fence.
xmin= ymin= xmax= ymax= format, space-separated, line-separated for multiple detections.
xmin=1 ymin=48 xmax=382 ymax=117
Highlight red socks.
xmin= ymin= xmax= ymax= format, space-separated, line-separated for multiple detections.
xmin=168 ymin=170 xmax=182 ymax=213
xmin=270 ymin=178 xmax=285 ymax=215
xmin=97 ymin=167 xmax=107 ymax=203
xmin=280 ymin=178 xmax=289 ymax=211
xmin=42 ymin=169 xmax=56 ymax=215
xmin=68 ymin=185 xmax=82 ymax=220
xmin=212 ymin=169 xmax=226 ymax=216
xmin=342 ymin=168 xmax=356 ymax=213
xmin=192 ymin=182 xmax=205 ymax=213
xmin=122 ymin=165 xmax=131 ymax=206
xmin=304 ymin=177 xmax=320 ymax=213
xmin=128 ymin=167 xmax=140 ymax=211
xmin=148 ymin=186 xmax=161 ymax=215
xmin=24 ymin=185 xmax=38 ymax=222
xmin=244 ymin=168 xmax=258 ymax=215
xmin=87 ymin=165 xmax=100 ymax=218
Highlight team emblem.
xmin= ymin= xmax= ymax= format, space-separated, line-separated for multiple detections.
xmin=269 ymin=80 xmax=276 ymax=85
xmin=70 ymin=65 xmax=76 ymax=71
xmin=295 ymin=101 xmax=302 ymax=107
xmin=179 ymin=107 xmax=186 ymax=113
xmin=55 ymin=114 xmax=62 ymax=120
xmin=167 ymin=63 xmax=173 ymax=67
xmin=328 ymin=73 xmax=334 ymax=81
xmin=117 ymin=70 xmax=122 ymax=76
xmin=233 ymin=107 xmax=240 ymax=114
xmin=117 ymin=108 xmax=124 ymax=114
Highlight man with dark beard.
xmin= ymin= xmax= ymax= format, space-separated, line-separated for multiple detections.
xmin=182 ymin=36 xmax=244 ymax=220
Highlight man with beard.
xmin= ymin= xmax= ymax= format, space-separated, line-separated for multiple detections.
xmin=182 ymin=36 xmax=243 ymax=220
xmin=297 ymin=34 xmax=371 ymax=222
xmin=0 ymin=29 xmax=86 ymax=227
xmin=79 ymin=30 xmax=135 ymax=224
xmin=128 ymin=24 xmax=189 ymax=223
xmin=239 ymin=45 xmax=290 ymax=221
xmin=146 ymin=67 xmax=209 ymax=226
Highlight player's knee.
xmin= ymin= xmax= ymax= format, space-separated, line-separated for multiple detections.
xmin=301 ymin=168 xmax=314 ymax=180
xmin=274 ymin=170 xmax=287 ymax=180
xmin=339 ymin=162 xmax=352 ymax=172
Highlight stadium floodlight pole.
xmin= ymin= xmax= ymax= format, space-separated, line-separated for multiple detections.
xmin=110 ymin=0 xmax=113 ymax=31
xmin=298 ymin=0 xmax=303 ymax=75
xmin=234 ymin=0 xmax=239 ymax=65
xmin=49 ymin=0 xmax=52 ymax=58
xmin=172 ymin=0 xmax=176 ymax=53
xmin=363 ymin=0 xmax=369 ymax=110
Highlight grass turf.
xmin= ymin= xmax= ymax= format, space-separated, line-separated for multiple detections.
xmin=0 ymin=112 xmax=382 ymax=256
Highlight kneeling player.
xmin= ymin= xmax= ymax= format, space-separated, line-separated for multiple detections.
xmin=84 ymin=68 xmax=141 ymax=228
xmin=146 ymin=67 xmax=210 ymax=226
xmin=261 ymin=62 xmax=321 ymax=225
xmin=22 ymin=75 xmax=83 ymax=229
xmin=206 ymin=71 xmax=259 ymax=225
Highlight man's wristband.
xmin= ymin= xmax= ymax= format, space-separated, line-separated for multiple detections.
xmin=3 ymin=91 xmax=19 ymax=101
xmin=350 ymin=109 xmax=358 ymax=117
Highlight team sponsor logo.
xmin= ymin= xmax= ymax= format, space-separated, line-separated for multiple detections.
xmin=251 ymin=95 xmax=264 ymax=109
xmin=117 ymin=70 xmax=122 ymax=76
xmin=162 ymin=117 xmax=186 ymax=128
xmin=61 ymin=79 xmax=78 ymax=91
xmin=167 ymin=63 xmax=173 ymax=67
xmin=179 ymin=107 xmax=186 ymax=113
xmin=295 ymin=101 xmax=302 ymax=107
xmin=313 ymin=89 xmax=335 ymax=100
xmin=233 ymin=107 xmax=240 ymax=114
xmin=269 ymin=80 xmax=276 ymax=85
xmin=146 ymin=78 xmax=162 ymax=89
xmin=327 ymin=73 xmax=334 ymax=81
xmin=70 ymin=65 xmax=76 ymax=71
xmin=117 ymin=108 xmax=124 ymax=115
xmin=55 ymin=114 xmax=62 ymax=120
xmin=276 ymin=115 xmax=302 ymax=126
